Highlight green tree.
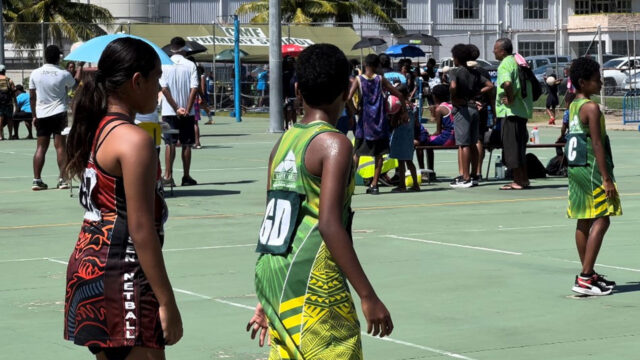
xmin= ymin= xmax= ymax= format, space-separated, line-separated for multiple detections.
xmin=236 ymin=0 xmax=405 ymax=35
xmin=3 ymin=0 xmax=114 ymax=50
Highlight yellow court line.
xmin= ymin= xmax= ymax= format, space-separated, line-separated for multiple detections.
xmin=2 ymin=192 xmax=638 ymax=231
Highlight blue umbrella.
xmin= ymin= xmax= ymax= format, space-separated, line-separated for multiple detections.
xmin=385 ymin=44 xmax=425 ymax=58
xmin=65 ymin=34 xmax=173 ymax=65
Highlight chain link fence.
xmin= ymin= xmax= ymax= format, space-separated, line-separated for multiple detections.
xmin=4 ymin=21 xmax=640 ymax=112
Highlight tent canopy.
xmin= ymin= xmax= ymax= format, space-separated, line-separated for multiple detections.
xmin=118 ymin=23 xmax=373 ymax=63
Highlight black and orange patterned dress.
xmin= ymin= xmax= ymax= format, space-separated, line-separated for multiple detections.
xmin=64 ymin=113 xmax=168 ymax=350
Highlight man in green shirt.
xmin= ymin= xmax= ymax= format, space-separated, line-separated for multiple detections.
xmin=494 ymin=38 xmax=533 ymax=190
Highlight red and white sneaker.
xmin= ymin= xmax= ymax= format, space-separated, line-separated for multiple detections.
xmin=572 ymin=274 xmax=612 ymax=296
xmin=594 ymin=272 xmax=616 ymax=289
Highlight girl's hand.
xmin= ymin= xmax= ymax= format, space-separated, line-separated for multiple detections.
xmin=361 ymin=294 xmax=393 ymax=338
xmin=603 ymin=178 xmax=617 ymax=199
xmin=247 ymin=303 xmax=270 ymax=347
xmin=159 ymin=302 xmax=183 ymax=345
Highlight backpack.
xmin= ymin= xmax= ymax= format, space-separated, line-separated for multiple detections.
xmin=0 ymin=77 xmax=13 ymax=106
xmin=525 ymin=153 xmax=547 ymax=178
xmin=546 ymin=154 xmax=568 ymax=177
xmin=518 ymin=66 xmax=542 ymax=101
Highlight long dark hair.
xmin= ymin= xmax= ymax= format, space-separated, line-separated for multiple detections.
xmin=65 ymin=37 xmax=159 ymax=179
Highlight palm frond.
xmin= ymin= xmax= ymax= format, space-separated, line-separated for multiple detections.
xmin=235 ymin=1 xmax=269 ymax=15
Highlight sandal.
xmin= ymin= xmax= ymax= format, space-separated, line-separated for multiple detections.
xmin=500 ymin=183 xmax=525 ymax=190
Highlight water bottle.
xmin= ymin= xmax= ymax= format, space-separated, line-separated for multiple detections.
xmin=487 ymin=105 xmax=494 ymax=127
xmin=530 ymin=126 xmax=540 ymax=144
xmin=495 ymin=155 xmax=505 ymax=179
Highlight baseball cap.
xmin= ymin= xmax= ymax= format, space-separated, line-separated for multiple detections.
xmin=0 ymin=64 xmax=5 ymax=72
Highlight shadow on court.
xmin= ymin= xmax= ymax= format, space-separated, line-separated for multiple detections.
xmin=200 ymin=133 xmax=250 ymax=137
xmin=195 ymin=180 xmax=256 ymax=186
xmin=170 ymin=189 xmax=241 ymax=197
xmin=613 ymin=282 xmax=640 ymax=295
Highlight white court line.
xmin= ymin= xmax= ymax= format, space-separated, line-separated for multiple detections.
xmin=37 ymin=258 xmax=477 ymax=359
xmin=0 ymin=257 xmax=47 ymax=263
xmin=172 ymin=288 xmax=255 ymax=310
xmin=45 ymin=257 xmax=69 ymax=265
xmin=544 ymin=257 xmax=640 ymax=273
xmin=365 ymin=334 xmax=476 ymax=360
xmin=164 ymin=244 xmax=254 ymax=252
xmin=386 ymin=235 xmax=522 ymax=255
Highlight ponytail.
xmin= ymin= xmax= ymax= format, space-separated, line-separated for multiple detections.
xmin=65 ymin=70 xmax=107 ymax=180
xmin=64 ymin=37 xmax=159 ymax=180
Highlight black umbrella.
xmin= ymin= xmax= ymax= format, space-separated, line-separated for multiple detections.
xmin=352 ymin=37 xmax=387 ymax=50
xmin=396 ymin=33 xmax=441 ymax=47
xmin=162 ymin=40 xmax=208 ymax=56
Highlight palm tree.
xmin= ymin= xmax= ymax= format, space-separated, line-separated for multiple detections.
xmin=4 ymin=0 xmax=114 ymax=50
xmin=236 ymin=0 xmax=405 ymax=35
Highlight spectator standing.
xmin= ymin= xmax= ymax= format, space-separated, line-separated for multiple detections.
xmin=545 ymin=73 xmax=561 ymax=125
xmin=160 ymin=36 xmax=199 ymax=187
xmin=256 ymin=65 xmax=269 ymax=107
xmin=468 ymin=44 xmax=496 ymax=181
xmin=282 ymin=56 xmax=298 ymax=130
xmin=13 ymin=85 xmax=33 ymax=139
xmin=0 ymin=64 xmax=16 ymax=140
xmin=448 ymin=44 xmax=493 ymax=188
xmin=29 ymin=45 xmax=76 ymax=190
xmin=380 ymin=53 xmax=406 ymax=85
xmin=348 ymin=54 xmax=404 ymax=194
xmin=493 ymin=38 xmax=533 ymax=190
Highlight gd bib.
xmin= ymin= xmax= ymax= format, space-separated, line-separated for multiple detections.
xmin=256 ymin=190 xmax=304 ymax=255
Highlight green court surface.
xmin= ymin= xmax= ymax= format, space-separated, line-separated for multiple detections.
xmin=1 ymin=118 xmax=639 ymax=359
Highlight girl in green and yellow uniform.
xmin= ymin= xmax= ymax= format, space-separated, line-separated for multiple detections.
xmin=246 ymin=44 xmax=393 ymax=359
xmin=566 ymin=57 xmax=622 ymax=296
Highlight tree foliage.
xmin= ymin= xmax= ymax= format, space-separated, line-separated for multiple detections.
xmin=236 ymin=0 xmax=405 ymax=35
xmin=2 ymin=0 xmax=114 ymax=50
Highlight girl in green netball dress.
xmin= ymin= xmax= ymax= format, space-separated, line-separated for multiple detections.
xmin=566 ymin=57 xmax=622 ymax=296
xmin=246 ymin=44 xmax=393 ymax=359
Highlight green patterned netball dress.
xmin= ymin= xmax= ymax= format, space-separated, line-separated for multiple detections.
xmin=255 ymin=121 xmax=362 ymax=360
xmin=566 ymin=98 xmax=622 ymax=219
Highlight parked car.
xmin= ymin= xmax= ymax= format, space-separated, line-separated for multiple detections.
xmin=602 ymin=56 xmax=640 ymax=95
xmin=623 ymin=71 xmax=640 ymax=91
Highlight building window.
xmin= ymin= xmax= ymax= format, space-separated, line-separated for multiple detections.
xmin=524 ymin=0 xmax=548 ymax=19
xmin=381 ymin=0 xmax=407 ymax=19
xmin=571 ymin=41 xmax=605 ymax=57
xmin=454 ymin=0 xmax=479 ymax=19
xmin=518 ymin=41 xmax=554 ymax=57
xmin=574 ymin=0 xmax=632 ymax=14
xmin=612 ymin=40 xmax=638 ymax=55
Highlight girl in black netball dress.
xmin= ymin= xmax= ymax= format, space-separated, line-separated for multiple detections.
xmin=64 ymin=37 xmax=182 ymax=359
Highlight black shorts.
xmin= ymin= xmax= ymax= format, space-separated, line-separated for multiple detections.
xmin=35 ymin=112 xmax=67 ymax=138
xmin=88 ymin=346 xmax=133 ymax=360
xmin=13 ymin=111 xmax=32 ymax=122
xmin=478 ymin=107 xmax=488 ymax=138
xmin=354 ymin=137 xmax=389 ymax=157
xmin=0 ymin=105 xmax=12 ymax=120
xmin=162 ymin=115 xmax=195 ymax=145
xmin=500 ymin=116 xmax=529 ymax=169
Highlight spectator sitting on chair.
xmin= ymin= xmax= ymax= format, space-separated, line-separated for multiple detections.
xmin=29 ymin=45 xmax=77 ymax=190
xmin=13 ymin=85 xmax=33 ymax=139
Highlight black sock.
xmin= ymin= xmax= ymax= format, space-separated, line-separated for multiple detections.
xmin=580 ymin=272 xmax=594 ymax=278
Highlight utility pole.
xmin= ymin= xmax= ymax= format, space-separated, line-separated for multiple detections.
xmin=268 ymin=0 xmax=283 ymax=132
xmin=0 ymin=0 xmax=5 ymax=65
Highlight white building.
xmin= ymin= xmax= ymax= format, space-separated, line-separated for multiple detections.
xmin=81 ymin=0 xmax=640 ymax=61
xmin=353 ymin=0 xmax=640 ymax=61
